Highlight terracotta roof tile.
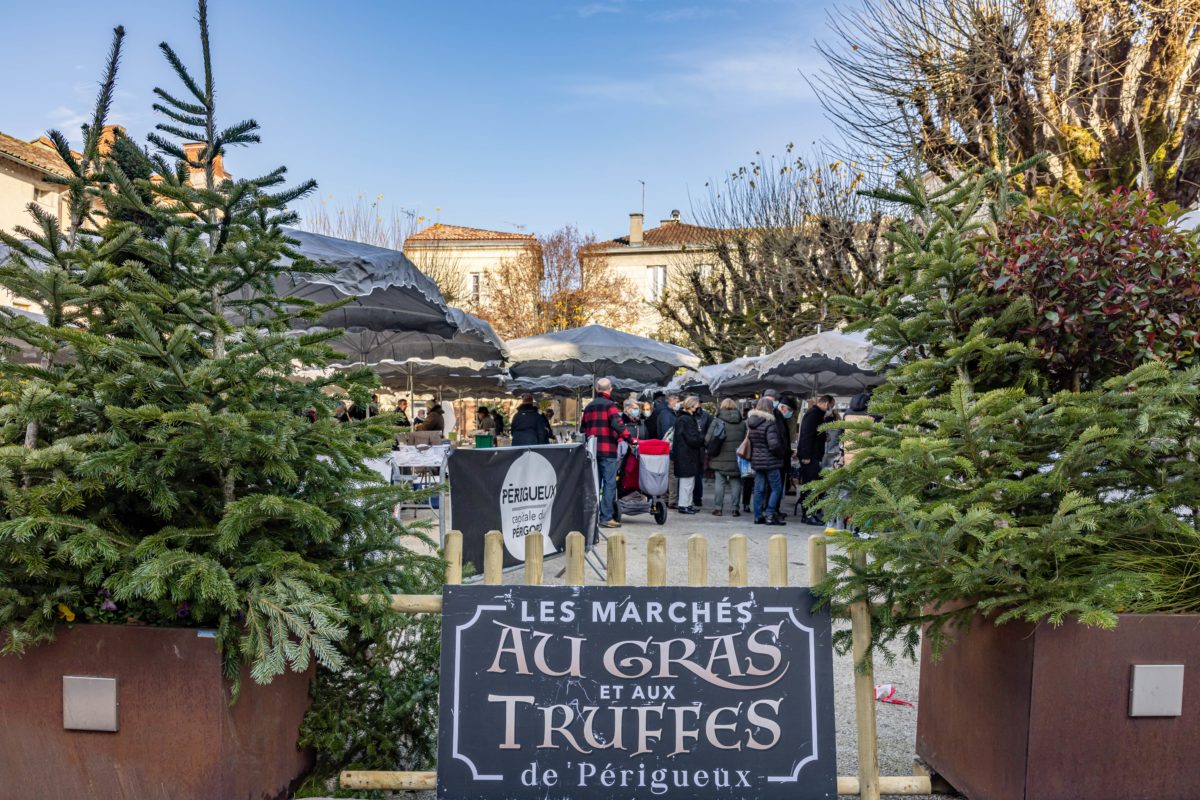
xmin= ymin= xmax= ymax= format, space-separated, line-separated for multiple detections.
xmin=0 ymin=132 xmax=72 ymax=178
xmin=602 ymin=221 xmax=717 ymax=249
xmin=407 ymin=223 xmax=536 ymax=242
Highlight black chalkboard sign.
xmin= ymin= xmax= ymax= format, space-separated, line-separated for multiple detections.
xmin=437 ymin=585 xmax=836 ymax=800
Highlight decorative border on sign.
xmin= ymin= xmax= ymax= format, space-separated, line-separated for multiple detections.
xmin=452 ymin=604 xmax=508 ymax=780
xmin=762 ymin=606 xmax=820 ymax=783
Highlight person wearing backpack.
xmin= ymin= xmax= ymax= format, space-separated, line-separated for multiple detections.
xmin=707 ymin=398 xmax=746 ymax=517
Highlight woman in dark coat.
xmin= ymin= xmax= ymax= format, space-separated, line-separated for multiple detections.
xmin=708 ymin=398 xmax=747 ymax=517
xmin=510 ymin=394 xmax=549 ymax=446
xmin=671 ymin=396 xmax=705 ymax=515
xmin=746 ymin=396 xmax=785 ymax=525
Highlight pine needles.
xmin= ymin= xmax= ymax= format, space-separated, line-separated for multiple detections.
xmin=814 ymin=167 xmax=1200 ymax=663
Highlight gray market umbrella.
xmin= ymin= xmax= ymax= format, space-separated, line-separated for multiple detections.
xmin=507 ymin=324 xmax=699 ymax=386
xmin=703 ymin=356 xmax=765 ymax=395
xmin=371 ymin=359 xmax=508 ymax=393
xmin=715 ymin=331 xmax=884 ymax=396
xmin=665 ymin=357 xmax=765 ymax=398
xmin=275 ymin=228 xmax=455 ymax=336
xmin=663 ymin=368 xmax=706 ymax=397
xmin=306 ymin=308 xmax=507 ymax=367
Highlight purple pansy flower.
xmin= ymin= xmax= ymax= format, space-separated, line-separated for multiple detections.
xmin=100 ymin=599 xmax=118 ymax=612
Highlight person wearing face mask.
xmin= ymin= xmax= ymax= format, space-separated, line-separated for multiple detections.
xmin=796 ymin=394 xmax=835 ymax=525
xmin=621 ymin=397 xmax=647 ymax=439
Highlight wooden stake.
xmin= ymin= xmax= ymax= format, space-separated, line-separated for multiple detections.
xmin=607 ymin=533 xmax=626 ymax=586
xmin=444 ymin=530 xmax=462 ymax=585
xmin=687 ymin=534 xmax=708 ymax=586
xmin=647 ymin=532 xmax=667 ymax=586
xmin=768 ymin=534 xmax=788 ymax=587
xmin=728 ymin=533 xmax=748 ymax=587
xmin=483 ymin=530 xmax=503 ymax=585
xmin=808 ymin=533 xmax=828 ymax=588
xmin=850 ymin=548 xmax=881 ymax=800
xmin=837 ymin=775 xmax=931 ymax=796
xmin=341 ymin=771 xmax=437 ymax=791
xmin=565 ymin=531 xmax=585 ymax=585
xmin=384 ymin=594 xmax=441 ymax=613
xmin=525 ymin=533 xmax=544 ymax=586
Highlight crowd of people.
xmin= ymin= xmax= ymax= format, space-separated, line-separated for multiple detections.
xmin=579 ymin=378 xmax=874 ymax=529
xmin=330 ymin=381 xmax=871 ymax=532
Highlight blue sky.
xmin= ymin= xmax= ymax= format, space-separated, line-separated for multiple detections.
xmin=1 ymin=0 xmax=839 ymax=238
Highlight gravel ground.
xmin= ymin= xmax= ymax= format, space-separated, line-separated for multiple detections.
xmin=323 ymin=484 xmax=951 ymax=799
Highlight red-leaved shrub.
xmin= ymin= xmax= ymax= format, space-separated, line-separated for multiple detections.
xmin=979 ymin=189 xmax=1200 ymax=391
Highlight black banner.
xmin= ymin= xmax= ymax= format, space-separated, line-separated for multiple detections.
xmin=437 ymin=585 xmax=836 ymax=800
xmin=447 ymin=445 xmax=598 ymax=575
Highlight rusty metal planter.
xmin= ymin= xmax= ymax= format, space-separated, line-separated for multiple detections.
xmin=916 ymin=613 xmax=1200 ymax=800
xmin=0 ymin=623 xmax=313 ymax=800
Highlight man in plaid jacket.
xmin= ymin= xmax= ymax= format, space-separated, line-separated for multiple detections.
xmin=580 ymin=378 xmax=632 ymax=528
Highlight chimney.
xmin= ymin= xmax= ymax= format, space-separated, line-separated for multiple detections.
xmin=629 ymin=213 xmax=644 ymax=245
xmin=660 ymin=209 xmax=681 ymax=226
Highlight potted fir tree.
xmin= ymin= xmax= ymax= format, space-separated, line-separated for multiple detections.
xmin=815 ymin=168 xmax=1200 ymax=800
xmin=0 ymin=4 xmax=441 ymax=799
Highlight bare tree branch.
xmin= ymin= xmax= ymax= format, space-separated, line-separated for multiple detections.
xmin=656 ymin=151 xmax=896 ymax=362
xmin=813 ymin=0 xmax=1200 ymax=203
xmin=476 ymin=225 xmax=640 ymax=339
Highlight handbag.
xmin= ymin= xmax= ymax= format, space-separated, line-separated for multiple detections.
xmin=737 ymin=455 xmax=754 ymax=479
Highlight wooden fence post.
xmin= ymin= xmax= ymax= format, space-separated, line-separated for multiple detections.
xmin=565 ymin=531 xmax=585 ymax=586
xmin=483 ymin=530 xmax=503 ymax=585
xmin=647 ymin=532 xmax=667 ymax=586
xmin=807 ymin=533 xmax=827 ymax=588
xmin=850 ymin=546 xmax=881 ymax=800
xmin=525 ymin=533 xmax=544 ymax=586
xmin=687 ymin=534 xmax=708 ymax=587
xmin=727 ymin=533 xmax=747 ymax=587
xmin=444 ymin=530 xmax=463 ymax=585
xmin=607 ymin=533 xmax=626 ymax=586
xmin=768 ymin=534 xmax=788 ymax=587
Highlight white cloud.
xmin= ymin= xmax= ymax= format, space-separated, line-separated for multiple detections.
xmin=647 ymin=5 xmax=729 ymax=22
xmin=577 ymin=2 xmax=624 ymax=16
xmin=568 ymin=45 xmax=817 ymax=108
xmin=46 ymin=105 xmax=89 ymax=130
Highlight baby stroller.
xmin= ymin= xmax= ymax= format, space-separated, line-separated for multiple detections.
xmin=613 ymin=439 xmax=669 ymax=525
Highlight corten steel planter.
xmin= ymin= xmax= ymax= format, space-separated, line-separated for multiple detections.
xmin=0 ymin=623 xmax=314 ymax=800
xmin=916 ymin=613 xmax=1200 ymax=800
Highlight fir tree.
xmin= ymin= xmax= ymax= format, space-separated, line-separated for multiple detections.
xmin=0 ymin=0 xmax=441 ymax=708
xmin=814 ymin=168 xmax=1200 ymax=663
